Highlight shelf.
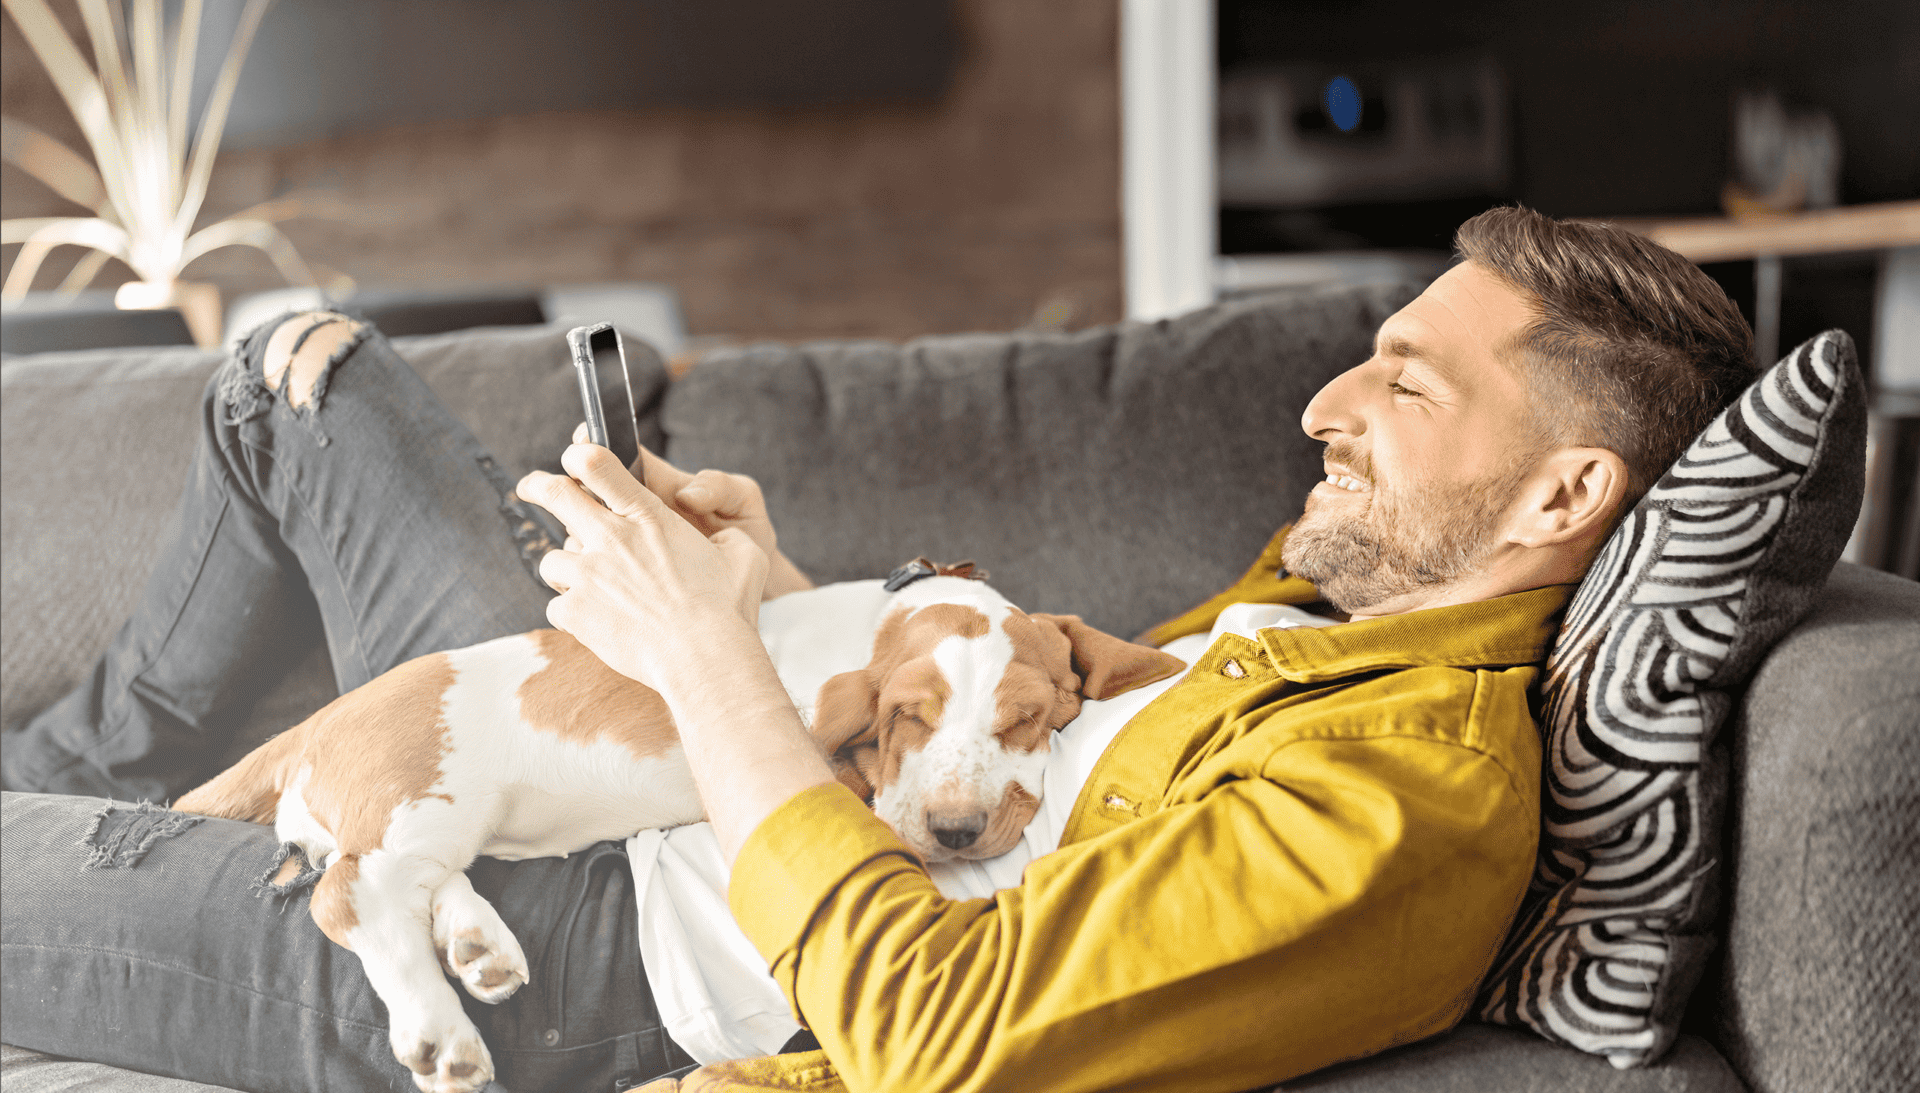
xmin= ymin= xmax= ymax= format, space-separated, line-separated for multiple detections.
xmin=1602 ymin=200 xmax=1920 ymax=263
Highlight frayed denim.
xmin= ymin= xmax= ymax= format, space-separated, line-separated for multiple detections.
xmin=0 ymin=316 xmax=695 ymax=1089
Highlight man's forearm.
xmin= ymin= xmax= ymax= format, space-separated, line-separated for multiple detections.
xmin=649 ymin=614 xmax=834 ymax=861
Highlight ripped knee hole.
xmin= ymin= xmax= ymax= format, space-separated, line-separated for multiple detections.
xmin=263 ymin=312 xmax=363 ymax=409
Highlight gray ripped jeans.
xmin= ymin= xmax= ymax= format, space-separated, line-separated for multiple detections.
xmin=0 ymin=315 xmax=698 ymax=1091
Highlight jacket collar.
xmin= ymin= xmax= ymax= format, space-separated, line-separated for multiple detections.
xmin=1258 ymin=584 xmax=1575 ymax=683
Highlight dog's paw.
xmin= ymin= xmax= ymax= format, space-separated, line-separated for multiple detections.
xmin=439 ymin=926 xmax=529 ymax=1004
xmin=391 ymin=1013 xmax=493 ymax=1093
xmin=431 ymin=875 xmax=530 ymax=1004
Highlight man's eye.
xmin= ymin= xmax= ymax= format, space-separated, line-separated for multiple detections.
xmin=1388 ymin=381 xmax=1424 ymax=397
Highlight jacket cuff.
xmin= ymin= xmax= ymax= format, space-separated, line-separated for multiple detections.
xmin=728 ymin=782 xmax=919 ymax=968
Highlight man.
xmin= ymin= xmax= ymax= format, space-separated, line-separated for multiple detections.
xmin=0 ymin=207 xmax=1755 ymax=1092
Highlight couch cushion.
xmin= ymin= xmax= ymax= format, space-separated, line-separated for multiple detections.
xmin=1278 ymin=1023 xmax=1744 ymax=1092
xmin=1702 ymin=560 xmax=1920 ymax=1093
xmin=0 ymin=1045 xmax=240 ymax=1093
xmin=0 ymin=323 xmax=668 ymax=762
xmin=1476 ymin=331 xmax=1868 ymax=1067
xmin=661 ymin=282 xmax=1419 ymax=642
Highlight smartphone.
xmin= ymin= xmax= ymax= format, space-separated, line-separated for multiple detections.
xmin=565 ymin=322 xmax=643 ymax=486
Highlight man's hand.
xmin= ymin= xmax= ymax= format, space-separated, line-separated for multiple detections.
xmin=573 ymin=423 xmax=813 ymax=599
xmin=516 ymin=445 xmax=835 ymax=862
xmin=521 ymin=444 xmax=769 ymax=687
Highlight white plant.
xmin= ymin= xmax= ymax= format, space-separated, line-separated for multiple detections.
xmin=1 ymin=0 xmax=341 ymax=342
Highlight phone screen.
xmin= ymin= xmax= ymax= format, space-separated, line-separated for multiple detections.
xmin=567 ymin=323 xmax=644 ymax=485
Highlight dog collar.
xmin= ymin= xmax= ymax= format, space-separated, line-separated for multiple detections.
xmin=884 ymin=556 xmax=990 ymax=592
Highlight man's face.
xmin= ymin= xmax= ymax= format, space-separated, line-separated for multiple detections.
xmin=1281 ymin=262 xmax=1547 ymax=615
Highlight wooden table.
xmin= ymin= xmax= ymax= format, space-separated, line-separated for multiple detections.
xmin=1607 ymin=199 xmax=1920 ymax=366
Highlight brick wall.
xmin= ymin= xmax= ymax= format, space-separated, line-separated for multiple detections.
xmin=1 ymin=0 xmax=1121 ymax=341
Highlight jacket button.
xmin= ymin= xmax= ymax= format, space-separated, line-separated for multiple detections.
xmin=1221 ymin=658 xmax=1247 ymax=679
xmin=542 ymin=1028 xmax=561 ymax=1046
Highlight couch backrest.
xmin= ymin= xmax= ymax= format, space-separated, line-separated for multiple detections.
xmin=1 ymin=285 xmax=1409 ymax=762
xmin=662 ymin=282 xmax=1417 ymax=641
xmin=1700 ymin=560 xmax=1920 ymax=1093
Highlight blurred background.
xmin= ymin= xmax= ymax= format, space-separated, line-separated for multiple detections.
xmin=3 ymin=0 xmax=1918 ymax=569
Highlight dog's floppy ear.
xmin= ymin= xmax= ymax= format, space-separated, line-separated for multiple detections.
xmin=1031 ymin=613 xmax=1185 ymax=700
xmin=812 ymin=669 xmax=882 ymax=800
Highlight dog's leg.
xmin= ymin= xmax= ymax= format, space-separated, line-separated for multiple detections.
xmin=311 ymin=851 xmax=494 ymax=1093
xmin=431 ymin=872 xmax=529 ymax=1005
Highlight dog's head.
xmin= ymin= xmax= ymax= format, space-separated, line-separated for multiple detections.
xmin=811 ymin=582 xmax=1184 ymax=861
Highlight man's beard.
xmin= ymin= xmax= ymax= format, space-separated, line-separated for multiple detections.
xmin=1281 ymin=441 xmax=1530 ymax=614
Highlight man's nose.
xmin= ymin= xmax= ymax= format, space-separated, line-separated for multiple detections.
xmin=1300 ymin=362 xmax=1370 ymax=442
xmin=927 ymin=808 xmax=989 ymax=850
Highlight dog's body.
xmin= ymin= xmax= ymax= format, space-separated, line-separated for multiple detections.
xmin=177 ymin=575 xmax=1181 ymax=1093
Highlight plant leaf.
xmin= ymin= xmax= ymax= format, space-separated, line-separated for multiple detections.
xmin=74 ymin=1 xmax=133 ymax=149
xmin=224 ymin=190 xmax=354 ymax=225
xmin=129 ymin=0 xmax=170 ymax=217
xmin=171 ymin=0 xmax=272 ymax=242
xmin=73 ymin=0 xmax=152 ymax=230
xmin=5 ymin=0 xmax=134 ymax=228
xmin=169 ymin=0 xmax=205 ymax=179
xmin=182 ymin=217 xmax=314 ymax=286
xmin=0 ymin=216 xmax=129 ymax=299
xmin=2 ymin=216 xmax=86 ymax=244
xmin=55 ymin=246 xmax=114 ymax=294
xmin=0 ymin=116 xmax=111 ymax=214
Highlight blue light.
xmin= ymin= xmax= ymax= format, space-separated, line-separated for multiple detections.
xmin=1324 ymin=75 xmax=1361 ymax=132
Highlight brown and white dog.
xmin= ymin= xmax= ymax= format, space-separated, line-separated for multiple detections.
xmin=176 ymin=573 xmax=1181 ymax=1092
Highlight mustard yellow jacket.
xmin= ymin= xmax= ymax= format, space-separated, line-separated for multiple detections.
xmin=651 ymin=532 xmax=1572 ymax=1093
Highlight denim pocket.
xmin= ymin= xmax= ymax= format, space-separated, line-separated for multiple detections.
xmin=467 ymin=840 xmax=695 ymax=1090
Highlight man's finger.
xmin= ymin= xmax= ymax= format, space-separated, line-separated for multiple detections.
xmin=679 ymin=469 xmax=750 ymax=519
xmin=634 ymin=444 xmax=713 ymax=516
xmin=634 ymin=445 xmax=693 ymax=493
xmin=538 ymin=546 xmax=577 ymax=593
xmin=518 ymin=467 xmax=619 ymax=541
xmin=544 ymin=590 xmax=578 ymax=634
xmin=563 ymin=443 xmax=673 ymax=526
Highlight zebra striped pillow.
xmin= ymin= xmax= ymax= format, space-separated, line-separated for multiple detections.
xmin=1475 ymin=330 xmax=1867 ymax=1068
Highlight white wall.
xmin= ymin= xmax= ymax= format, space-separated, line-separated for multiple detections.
xmin=1121 ymin=0 xmax=1216 ymax=322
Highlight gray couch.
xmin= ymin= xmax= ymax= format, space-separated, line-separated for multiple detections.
xmin=3 ymin=283 xmax=1914 ymax=1092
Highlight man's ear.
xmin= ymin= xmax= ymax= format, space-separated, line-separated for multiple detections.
xmin=1508 ymin=446 xmax=1630 ymax=549
xmin=1031 ymin=613 xmax=1185 ymax=700
xmin=811 ymin=669 xmax=881 ymax=799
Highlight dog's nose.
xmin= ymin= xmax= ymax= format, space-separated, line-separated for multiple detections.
xmin=927 ymin=809 xmax=989 ymax=850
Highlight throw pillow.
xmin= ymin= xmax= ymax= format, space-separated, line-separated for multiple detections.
xmin=1475 ymin=330 xmax=1868 ymax=1067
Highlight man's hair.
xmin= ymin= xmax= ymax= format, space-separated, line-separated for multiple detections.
xmin=1454 ymin=206 xmax=1757 ymax=504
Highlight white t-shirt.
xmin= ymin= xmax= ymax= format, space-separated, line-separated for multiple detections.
xmin=626 ymin=590 xmax=1338 ymax=1063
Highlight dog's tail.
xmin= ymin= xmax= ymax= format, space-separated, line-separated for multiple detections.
xmin=174 ymin=727 xmax=304 ymax=824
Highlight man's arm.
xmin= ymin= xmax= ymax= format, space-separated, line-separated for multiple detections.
xmin=518 ymin=448 xmax=1537 ymax=1092
xmin=731 ymin=732 xmax=1538 ymax=1093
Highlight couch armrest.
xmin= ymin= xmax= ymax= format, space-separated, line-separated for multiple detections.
xmin=1703 ymin=562 xmax=1920 ymax=1093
